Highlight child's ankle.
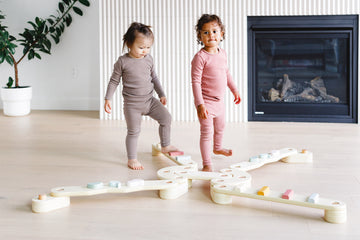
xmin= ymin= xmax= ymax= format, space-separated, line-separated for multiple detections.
xmin=161 ymin=145 xmax=178 ymax=153
xmin=128 ymin=159 xmax=144 ymax=170
xmin=202 ymin=165 xmax=213 ymax=172
xmin=213 ymin=149 xmax=232 ymax=156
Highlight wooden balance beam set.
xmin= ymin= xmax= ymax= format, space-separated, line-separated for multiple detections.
xmin=31 ymin=144 xmax=346 ymax=224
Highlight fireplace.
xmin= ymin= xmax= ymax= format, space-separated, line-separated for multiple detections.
xmin=248 ymin=15 xmax=358 ymax=123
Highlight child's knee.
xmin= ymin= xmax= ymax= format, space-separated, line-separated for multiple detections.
xmin=166 ymin=111 xmax=172 ymax=124
xmin=127 ymin=128 xmax=141 ymax=136
xmin=160 ymin=111 xmax=172 ymax=126
xmin=214 ymin=126 xmax=225 ymax=135
xmin=200 ymin=125 xmax=213 ymax=140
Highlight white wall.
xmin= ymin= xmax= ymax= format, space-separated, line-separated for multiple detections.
xmin=0 ymin=0 xmax=99 ymax=110
xmin=100 ymin=0 xmax=360 ymax=122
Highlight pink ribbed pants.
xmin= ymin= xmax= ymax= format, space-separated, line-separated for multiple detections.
xmin=198 ymin=99 xmax=226 ymax=166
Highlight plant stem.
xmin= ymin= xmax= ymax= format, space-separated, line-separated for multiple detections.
xmin=5 ymin=49 xmax=19 ymax=87
xmin=14 ymin=61 xmax=19 ymax=87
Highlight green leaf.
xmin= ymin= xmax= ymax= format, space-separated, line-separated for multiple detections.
xmin=43 ymin=39 xmax=51 ymax=50
xmin=63 ymin=0 xmax=70 ymax=5
xmin=9 ymin=35 xmax=16 ymax=41
xmin=5 ymin=55 xmax=13 ymax=65
xmin=23 ymin=46 xmax=29 ymax=55
xmin=39 ymin=49 xmax=51 ymax=54
xmin=35 ymin=52 xmax=41 ymax=59
xmin=47 ymin=18 xmax=55 ymax=25
xmin=38 ymin=23 xmax=45 ymax=33
xmin=3 ymin=31 xmax=8 ymax=39
xmin=79 ymin=0 xmax=90 ymax=7
xmin=73 ymin=7 xmax=83 ymax=16
xmin=28 ymin=49 xmax=35 ymax=60
xmin=6 ymin=77 xmax=14 ymax=88
xmin=20 ymin=30 xmax=33 ymax=41
xmin=27 ymin=21 xmax=37 ymax=29
xmin=56 ymin=28 xmax=61 ymax=36
xmin=58 ymin=2 xmax=65 ymax=13
xmin=8 ymin=43 xmax=17 ymax=54
xmin=0 ymin=52 xmax=5 ymax=63
xmin=51 ymin=34 xmax=60 ymax=44
xmin=35 ymin=17 xmax=42 ymax=26
xmin=65 ymin=14 xmax=72 ymax=27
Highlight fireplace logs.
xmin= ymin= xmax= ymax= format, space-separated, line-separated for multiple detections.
xmin=265 ymin=74 xmax=339 ymax=103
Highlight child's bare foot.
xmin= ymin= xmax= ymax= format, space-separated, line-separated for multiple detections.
xmin=213 ymin=149 xmax=232 ymax=156
xmin=202 ymin=165 xmax=213 ymax=172
xmin=161 ymin=145 xmax=179 ymax=154
xmin=128 ymin=159 xmax=144 ymax=170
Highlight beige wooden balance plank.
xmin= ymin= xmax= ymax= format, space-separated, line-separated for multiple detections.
xmin=211 ymin=182 xmax=346 ymax=224
xmin=32 ymin=179 xmax=188 ymax=213
xmin=32 ymin=144 xmax=346 ymax=224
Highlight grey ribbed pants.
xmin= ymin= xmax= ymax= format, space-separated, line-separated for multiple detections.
xmin=124 ymin=97 xmax=171 ymax=160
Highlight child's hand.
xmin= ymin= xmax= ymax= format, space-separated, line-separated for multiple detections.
xmin=197 ymin=104 xmax=208 ymax=119
xmin=104 ymin=99 xmax=112 ymax=113
xmin=160 ymin=97 xmax=167 ymax=105
xmin=233 ymin=92 xmax=241 ymax=104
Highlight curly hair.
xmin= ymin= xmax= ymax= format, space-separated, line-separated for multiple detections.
xmin=122 ymin=22 xmax=154 ymax=51
xmin=195 ymin=14 xmax=225 ymax=45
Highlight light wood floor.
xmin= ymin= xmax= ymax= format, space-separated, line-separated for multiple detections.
xmin=1 ymin=110 xmax=359 ymax=240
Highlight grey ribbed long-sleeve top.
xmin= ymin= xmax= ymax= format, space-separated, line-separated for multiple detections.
xmin=105 ymin=53 xmax=165 ymax=102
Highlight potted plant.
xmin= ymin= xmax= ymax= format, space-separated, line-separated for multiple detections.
xmin=0 ymin=0 xmax=90 ymax=116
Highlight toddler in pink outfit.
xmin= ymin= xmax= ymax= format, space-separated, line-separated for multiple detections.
xmin=191 ymin=14 xmax=241 ymax=172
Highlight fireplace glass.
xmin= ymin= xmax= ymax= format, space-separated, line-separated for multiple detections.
xmin=256 ymin=33 xmax=349 ymax=105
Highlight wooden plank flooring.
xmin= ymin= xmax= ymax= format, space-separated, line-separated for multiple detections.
xmin=0 ymin=110 xmax=359 ymax=239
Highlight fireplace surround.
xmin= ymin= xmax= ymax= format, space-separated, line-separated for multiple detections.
xmin=248 ymin=15 xmax=358 ymax=123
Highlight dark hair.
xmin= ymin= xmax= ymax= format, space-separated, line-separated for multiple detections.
xmin=195 ymin=14 xmax=225 ymax=45
xmin=122 ymin=22 xmax=154 ymax=51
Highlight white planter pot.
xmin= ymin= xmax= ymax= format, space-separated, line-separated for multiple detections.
xmin=1 ymin=86 xmax=32 ymax=116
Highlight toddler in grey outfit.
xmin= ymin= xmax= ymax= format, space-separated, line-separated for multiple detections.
xmin=104 ymin=22 xmax=178 ymax=170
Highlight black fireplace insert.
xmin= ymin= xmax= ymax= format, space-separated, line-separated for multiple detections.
xmin=248 ymin=15 xmax=358 ymax=123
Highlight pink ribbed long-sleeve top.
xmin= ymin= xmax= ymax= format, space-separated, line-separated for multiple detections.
xmin=191 ymin=48 xmax=238 ymax=107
